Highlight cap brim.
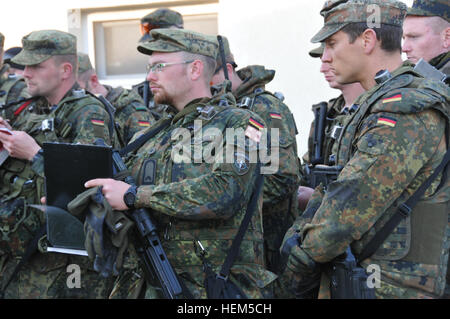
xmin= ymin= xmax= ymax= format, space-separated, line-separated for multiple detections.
xmin=139 ymin=33 xmax=152 ymax=43
xmin=11 ymin=50 xmax=51 ymax=66
xmin=309 ymin=46 xmax=323 ymax=58
xmin=406 ymin=7 xmax=435 ymax=17
xmin=310 ymin=23 xmax=348 ymax=43
xmin=137 ymin=40 xmax=184 ymax=56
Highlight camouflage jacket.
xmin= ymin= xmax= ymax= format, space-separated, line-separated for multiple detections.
xmin=0 ymin=84 xmax=118 ymax=298
xmin=232 ymin=65 xmax=301 ymax=274
xmin=429 ymin=51 xmax=450 ymax=76
xmin=284 ymin=61 xmax=450 ymax=298
xmin=104 ymin=85 xmax=155 ymax=147
xmin=0 ymin=65 xmax=30 ymax=123
xmin=111 ymin=92 xmax=277 ymax=299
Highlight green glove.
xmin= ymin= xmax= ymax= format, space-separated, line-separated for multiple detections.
xmin=68 ymin=187 xmax=134 ymax=277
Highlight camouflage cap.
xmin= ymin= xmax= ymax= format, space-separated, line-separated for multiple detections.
xmin=0 ymin=32 xmax=4 ymax=49
xmin=137 ymin=28 xmax=218 ymax=59
xmin=309 ymin=43 xmax=325 ymax=58
xmin=213 ymin=35 xmax=237 ymax=71
xmin=141 ymin=8 xmax=184 ymax=28
xmin=311 ymin=0 xmax=407 ymax=43
xmin=407 ymin=0 xmax=449 ymax=23
xmin=11 ymin=30 xmax=77 ymax=66
xmin=77 ymin=52 xmax=93 ymax=74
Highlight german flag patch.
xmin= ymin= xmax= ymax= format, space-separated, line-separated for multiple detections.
xmin=270 ymin=112 xmax=282 ymax=120
xmin=138 ymin=121 xmax=151 ymax=127
xmin=248 ymin=118 xmax=264 ymax=131
xmin=377 ymin=116 xmax=397 ymax=127
xmin=382 ymin=94 xmax=402 ymax=104
xmin=91 ymin=119 xmax=105 ymax=126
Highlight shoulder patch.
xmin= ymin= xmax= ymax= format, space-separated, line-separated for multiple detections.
xmin=377 ymin=116 xmax=397 ymax=127
xmin=269 ymin=112 xmax=282 ymax=120
xmin=91 ymin=119 xmax=105 ymax=126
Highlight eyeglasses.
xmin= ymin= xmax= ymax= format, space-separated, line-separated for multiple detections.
xmin=146 ymin=60 xmax=194 ymax=73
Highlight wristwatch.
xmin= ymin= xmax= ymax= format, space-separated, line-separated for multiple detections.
xmin=123 ymin=185 xmax=138 ymax=210
xmin=31 ymin=148 xmax=44 ymax=163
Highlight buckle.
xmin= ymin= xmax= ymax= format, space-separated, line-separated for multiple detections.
xmin=216 ymin=273 xmax=228 ymax=281
xmin=41 ymin=118 xmax=54 ymax=132
xmin=398 ymin=203 xmax=412 ymax=217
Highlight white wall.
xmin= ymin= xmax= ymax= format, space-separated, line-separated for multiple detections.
xmin=1 ymin=0 xmax=413 ymax=156
xmin=218 ymin=0 xmax=335 ymax=155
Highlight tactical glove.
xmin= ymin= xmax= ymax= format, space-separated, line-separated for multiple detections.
xmin=68 ymin=186 xmax=134 ymax=277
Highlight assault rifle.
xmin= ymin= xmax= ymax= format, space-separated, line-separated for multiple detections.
xmin=94 ymin=139 xmax=183 ymax=299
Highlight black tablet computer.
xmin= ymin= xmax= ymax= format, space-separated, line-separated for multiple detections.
xmin=43 ymin=142 xmax=113 ymax=210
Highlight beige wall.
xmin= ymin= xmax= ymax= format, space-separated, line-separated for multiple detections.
xmin=0 ymin=0 xmax=413 ymax=156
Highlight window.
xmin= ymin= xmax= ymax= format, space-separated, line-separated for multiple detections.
xmin=70 ymin=1 xmax=219 ymax=89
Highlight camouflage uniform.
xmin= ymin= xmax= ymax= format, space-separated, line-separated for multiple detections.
xmin=213 ymin=36 xmax=301 ymax=277
xmin=233 ymin=65 xmax=301 ymax=275
xmin=109 ymin=29 xmax=277 ymax=299
xmin=0 ymin=30 xmax=118 ymax=298
xmin=0 ymin=32 xmax=30 ymax=123
xmin=429 ymin=52 xmax=450 ymax=76
xmin=103 ymin=85 xmax=155 ymax=146
xmin=77 ymin=52 xmax=155 ymax=147
xmin=406 ymin=0 xmax=450 ymax=299
xmin=281 ymin=0 xmax=450 ymax=299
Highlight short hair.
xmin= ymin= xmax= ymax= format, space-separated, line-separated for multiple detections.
xmin=426 ymin=16 xmax=450 ymax=35
xmin=181 ymin=51 xmax=217 ymax=85
xmin=341 ymin=22 xmax=403 ymax=53
xmin=52 ymin=54 xmax=78 ymax=77
xmin=77 ymin=68 xmax=95 ymax=85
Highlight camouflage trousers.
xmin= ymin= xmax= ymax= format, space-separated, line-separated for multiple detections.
xmin=1 ymin=252 xmax=115 ymax=299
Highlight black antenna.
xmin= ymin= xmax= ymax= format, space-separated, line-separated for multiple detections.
xmin=217 ymin=35 xmax=229 ymax=81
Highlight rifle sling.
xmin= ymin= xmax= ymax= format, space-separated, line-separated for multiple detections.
xmin=119 ymin=118 xmax=171 ymax=157
xmin=211 ymin=163 xmax=264 ymax=298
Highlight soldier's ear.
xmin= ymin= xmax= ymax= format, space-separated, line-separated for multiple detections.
xmin=443 ymin=26 xmax=450 ymax=49
xmin=190 ymin=59 xmax=203 ymax=81
xmin=61 ymin=62 xmax=74 ymax=80
xmin=361 ymin=28 xmax=377 ymax=55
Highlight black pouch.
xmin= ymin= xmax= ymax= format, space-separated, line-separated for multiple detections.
xmin=204 ymin=265 xmax=247 ymax=299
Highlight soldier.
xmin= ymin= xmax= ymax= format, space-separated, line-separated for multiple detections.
xmin=402 ymin=0 xmax=450 ymax=299
xmin=0 ymin=33 xmax=30 ymax=124
xmin=83 ymin=28 xmax=277 ymax=299
xmin=402 ymin=0 xmax=449 ymax=74
xmin=210 ymin=35 xmax=301 ymax=278
xmin=298 ymin=44 xmax=365 ymax=211
xmin=281 ymin=0 xmax=449 ymax=299
xmin=132 ymin=8 xmax=183 ymax=120
xmin=0 ymin=30 xmax=118 ymax=298
xmin=77 ymin=52 xmax=155 ymax=147
xmin=3 ymin=47 xmax=25 ymax=76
